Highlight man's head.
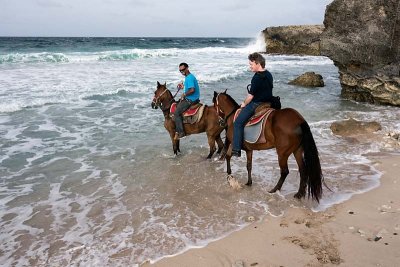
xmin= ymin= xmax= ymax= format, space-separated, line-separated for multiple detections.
xmin=179 ymin=63 xmax=189 ymax=76
xmin=248 ymin=52 xmax=265 ymax=72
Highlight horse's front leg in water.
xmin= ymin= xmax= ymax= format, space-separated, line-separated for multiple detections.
xmin=226 ymin=155 xmax=232 ymax=175
xmin=169 ymin=132 xmax=178 ymax=155
xmin=245 ymin=150 xmax=253 ymax=186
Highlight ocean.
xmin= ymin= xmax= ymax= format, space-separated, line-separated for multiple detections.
xmin=0 ymin=36 xmax=399 ymax=266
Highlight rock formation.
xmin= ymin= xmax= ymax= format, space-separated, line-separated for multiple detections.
xmin=288 ymin=72 xmax=325 ymax=87
xmin=261 ymin=0 xmax=400 ymax=106
xmin=262 ymin=25 xmax=324 ymax=56
xmin=320 ymin=0 xmax=400 ymax=106
xmin=330 ymin=118 xmax=381 ymax=136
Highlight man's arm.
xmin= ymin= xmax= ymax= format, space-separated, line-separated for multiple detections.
xmin=181 ymin=87 xmax=195 ymax=99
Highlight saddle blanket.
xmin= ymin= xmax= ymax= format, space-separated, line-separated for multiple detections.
xmin=234 ymin=107 xmax=274 ymax=143
xmin=170 ymin=103 xmax=205 ymax=124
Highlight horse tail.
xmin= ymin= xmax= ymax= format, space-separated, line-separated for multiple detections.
xmin=300 ymin=121 xmax=323 ymax=202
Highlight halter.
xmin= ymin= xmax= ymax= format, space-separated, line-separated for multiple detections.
xmin=152 ymin=87 xmax=181 ymax=113
xmin=152 ymin=88 xmax=168 ymax=105
xmin=215 ymin=93 xmax=237 ymax=127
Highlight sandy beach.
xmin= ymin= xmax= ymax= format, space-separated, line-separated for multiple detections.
xmin=147 ymin=154 xmax=400 ymax=267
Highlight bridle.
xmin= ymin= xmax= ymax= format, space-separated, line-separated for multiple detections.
xmin=215 ymin=93 xmax=237 ymax=127
xmin=152 ymin=86 xmax=182 ymax=113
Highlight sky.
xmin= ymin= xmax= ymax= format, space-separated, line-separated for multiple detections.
xmin=0 ymin=0 xmax=333 ymax=37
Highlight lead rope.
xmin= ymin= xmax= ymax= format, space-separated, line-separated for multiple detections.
xmin=172 ymin=86 xmax=181 ymax=99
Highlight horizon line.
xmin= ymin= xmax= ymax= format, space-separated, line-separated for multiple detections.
xmin=0 ymin=35 xmax=255 ymax=39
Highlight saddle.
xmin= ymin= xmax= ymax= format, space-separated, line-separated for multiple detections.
xmin=234 ymin=103 xmax=274 ymax=144
xmin=170 ymin=102 xmax=205 ymax=124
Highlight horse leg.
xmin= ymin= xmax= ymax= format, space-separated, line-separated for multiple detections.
xmin=206 ymin=135 xmax=217 ymax=159
xmin=169 ymin=132 xmax=179 ymax=155
xmin=216 ymin=134 xmax=224 ymax=154
xmin=245 ymin=150 xmax=253 ymax=186
xmin=269 ymin=151 xmax=290 ymax=193
xmin=177 ymin=140 xmax=181 ymax=153
xmin=226 ymin=154 xmax=232 ymax=175
xmin=293 ymin=147 xmax=307 ymax=199
xmin=219 ymin=137 xmax=230 ymax=161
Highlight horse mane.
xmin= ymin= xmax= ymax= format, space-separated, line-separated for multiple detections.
xmin=160 ymin=85 xmax=174 ymax=100
xmin=167 ymin=88 xmax=174 ymax=99
xmin=222 ymin=92 xmax=240 ymax=108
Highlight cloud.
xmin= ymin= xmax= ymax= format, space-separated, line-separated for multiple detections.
xmin=35 ymin=0 xmax=64 ymax=8
xmin=0 ymin=0 xmax=333 ymax=37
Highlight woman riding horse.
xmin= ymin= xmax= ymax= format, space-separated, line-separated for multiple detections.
xmin=152 ymin=81 xmax=225 ymax=159
xmin=213 ymin=90 xmax=324 ymax=202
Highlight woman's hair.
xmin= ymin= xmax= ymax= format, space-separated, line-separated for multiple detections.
xmin=248 ymin=52 xmax=265 ymax=68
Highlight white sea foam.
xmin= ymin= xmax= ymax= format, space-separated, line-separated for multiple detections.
xmin=1 ymin=37 xmax=400 ymax=266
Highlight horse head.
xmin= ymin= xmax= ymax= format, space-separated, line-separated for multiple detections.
xmin=213 ymin=90 xmax=239 ymax=127
xmin=152 ymin=81 xmax=173 ymax=111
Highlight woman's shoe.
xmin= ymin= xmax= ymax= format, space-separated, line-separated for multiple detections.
xmin=231 ymin=150 xmax=241 ymax=157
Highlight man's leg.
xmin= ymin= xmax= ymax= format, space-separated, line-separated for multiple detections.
xmin=174 ymin=99 xmax=191 ymax=138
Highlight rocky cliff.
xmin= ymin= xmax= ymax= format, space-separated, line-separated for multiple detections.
xmin=320 ymin=0 xmax=400 ymax=106
xmin=262 ymin=25 xmax=324 ymax=56
xmin=262 ymin=0 xmax=400 ymax=106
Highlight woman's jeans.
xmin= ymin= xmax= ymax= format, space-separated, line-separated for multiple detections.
xmin=233 ymin=101 xmax=260 ymax=152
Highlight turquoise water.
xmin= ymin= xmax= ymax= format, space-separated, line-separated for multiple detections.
xmin=0 ymin=37 xmax=399 ymax=266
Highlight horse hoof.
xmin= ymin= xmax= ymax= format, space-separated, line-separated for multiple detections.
xmin=245 ymin=182 xmax=252 ymax=186
xmin=293 ymin=192 xmax=304 ymax=199
xmin=269 ymin=188 xmax=277 ymax=193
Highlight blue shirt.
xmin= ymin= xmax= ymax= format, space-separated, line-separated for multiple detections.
xmin=184 ymin=73 xmax=200 ymax=102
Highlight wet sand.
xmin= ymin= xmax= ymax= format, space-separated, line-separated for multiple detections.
xmin=146 ymin=154 xmax=400 ymax=267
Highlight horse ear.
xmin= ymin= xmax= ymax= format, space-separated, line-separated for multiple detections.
xmin=214 ymin=91 xmax=218 ymax=97
xmin=157 ymin=81 xmax=161 ymax=87
xmin=224 ymin=89 xmax=227 ymax=94
xmin=164 ymin=82 xmax=167 ymax=86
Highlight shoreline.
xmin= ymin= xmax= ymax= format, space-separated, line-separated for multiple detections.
xmin=146 ymin=153 xmax=400 ymax=267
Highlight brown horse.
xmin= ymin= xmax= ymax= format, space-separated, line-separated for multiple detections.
xmin=213 ymin=90 xmax=324 ymax=202
xmin=151 ymin=82 xmax=225 ymax=158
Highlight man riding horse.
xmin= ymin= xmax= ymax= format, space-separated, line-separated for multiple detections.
xmin=174 ymin=63 xmax=200 ymax=140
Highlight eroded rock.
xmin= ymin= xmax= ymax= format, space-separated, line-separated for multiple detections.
xmin=320 ymin=0 xmax=400 ymax=106
xmin=288 ymin=72 xmax=325 ymax=87
xmin=330 ymin=118 xmax=381 ymax=136
xmin=263 ymin=25 xmax=324 ymax=55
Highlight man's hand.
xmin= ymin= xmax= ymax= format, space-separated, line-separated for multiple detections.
xmin=177 ymin=83 xmax=184 ymax=89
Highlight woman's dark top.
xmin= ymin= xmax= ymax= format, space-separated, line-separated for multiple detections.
xmin=249 ymin=70 xmax=273 ymax=103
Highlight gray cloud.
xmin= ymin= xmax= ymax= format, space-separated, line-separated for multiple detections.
xmin=35 ymin=0 xmax=64 ymax=8
xmin=0 ymin=0 xmax=333 ymax=37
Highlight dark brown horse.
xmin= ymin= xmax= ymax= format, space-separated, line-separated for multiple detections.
xmin=151 ymin=82 xmax=225 ymax=158
xmin=213 ymin=90 xmax=324 ymax=202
